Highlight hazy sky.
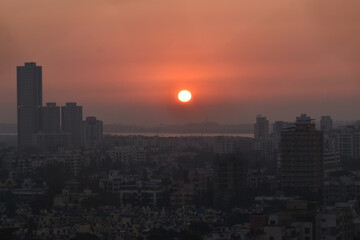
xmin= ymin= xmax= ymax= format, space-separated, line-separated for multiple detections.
xmin=1 ymin=0 xmax=360 ymax=125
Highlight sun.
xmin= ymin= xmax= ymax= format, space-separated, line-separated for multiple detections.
xmin=178 ymin=90 xmax=192 ymax=103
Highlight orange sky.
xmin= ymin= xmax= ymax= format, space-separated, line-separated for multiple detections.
xmin=1 ymin=0 xmax=360 ymax=124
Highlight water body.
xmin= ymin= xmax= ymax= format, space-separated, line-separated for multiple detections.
xmin=0 ymin=132 xmax=254 ymax=138
xmin=106 ymin=132 xmax=254 ymax=138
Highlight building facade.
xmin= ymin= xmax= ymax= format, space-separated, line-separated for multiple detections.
xmin=254 ymin=114 xmax=269 ymax=139
xmin=81 ymin=116 xmax=103 ymax=148
xmin=61 ymin=102 xmax=83 ymax=147
xmin=40 ymin=102 xmax=60 ymax=133
xmin=320 ymin=116 xmax=333 ymax=131
xmin=17 ymin=62 xmax=42 ymax=149
xmin=279 ymin=114 xmax=323 ymax=193
xmin=213 ymin=153 xmax=247 ymax=206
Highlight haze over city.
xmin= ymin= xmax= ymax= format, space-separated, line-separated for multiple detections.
xmin=3 ymin=1 xmax=360 ymax=239
xmin=1 ymin=0 xmax=360 ymax=124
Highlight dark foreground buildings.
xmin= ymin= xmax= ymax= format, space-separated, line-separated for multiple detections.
xmin=279 ymin=114 xmax=323 ymax=194
xmin=61 ymin=102 xmax=83 ymax=148
xmin=213 ymin=153 xmax=248 ymax=207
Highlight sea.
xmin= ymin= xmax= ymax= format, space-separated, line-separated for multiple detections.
xmin=105 ymin=132 xmax=254 ymax=138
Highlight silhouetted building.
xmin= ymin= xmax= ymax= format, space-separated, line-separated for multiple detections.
xmin=213 ymin=153 xmax=247 ymax=206
xmin=17 ymin=62 xmax=42 ymax=149
xmin=61 ymin=102 xmax=82 ymax=147
xmin=40 ymin=102 xmax=60 ymax=133
xmin=271 ymin=121 xmax=294 ymax=152
xmin=254 ymin=115 xmax=269 ymax=139
xmin=279 ymin=114 xmax=323 ymax=193
xmin=81 ymin=116 xmax=103 ymax=148
xmin=32 ymin=103 xmax=73 ymax=151
xmin=320 ymin=116 xmax=333 ymax=131
xmin=273 ymin=121 xmax=293 ymax=136
xmin=33 ymin=132 xmax=72 ymax=152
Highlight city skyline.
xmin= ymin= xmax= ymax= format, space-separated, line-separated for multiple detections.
xmin=2 ymin=1 xmax=360 ymax=239
xmin=16 ymin=62 xmax=103 ymax=151
xmin=6 ymin=60 xmax=360 ymax=126
xmin=1 ymin=0 xmax=360 ymax=125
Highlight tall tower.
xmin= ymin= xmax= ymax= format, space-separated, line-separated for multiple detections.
xmin=254 ymin=114 xmax=269 ymax=139
xmin=61 ymin=102 xmax=82 ymax=147
xmin=17 ymin=62 xmax=42 ymax=149
xmin=279 ymin=114 xmax=323 ymax=193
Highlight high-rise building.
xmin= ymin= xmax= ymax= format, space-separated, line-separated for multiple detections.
xmin=254 ymin=115 xmax=269 ymax=139
xmin=323 ymin=151 xmax=341 ymax=177
xmin=32 ymin=102 xmax=62 ymax=151
xmin=320 ymin=116 xmax=333 ymax=131
xmin=61 ymin=102 xmax=82 ymax=147
xmin=279 ymin=114 xmax=323 ymax=193
xmin=331 ymin=126 xmax=360 ymax=160
xmin=273 ymin=121 xmax=294 ymax=136
xmin=270 ymin=121 xmax=294 ymax=151
xmin=213 ymin=153 xmax=247 ymax=206
xmin=40 ymin=103 xmax=60 ymax=133
xmin=81 ymin=116 xmax=103 ymax=148
xmin=17 ymin=62 xmax=42 ymax=149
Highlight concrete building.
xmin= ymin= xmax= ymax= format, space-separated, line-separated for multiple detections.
xmin=323 ymin=176 xmax=360 ymax=205
xmin=323 ymin=151 xmax=341 ymax=178
xmin=107 ymin=146 xmax=147 ymax=164
xmin=32 ymin=132 xmax=71 ymax=152
xmin=100 ymin=172 xmax=164 ymax=206
xmin=316 ymin=201 xmax=357 ymax=240
xmin=17 ymin=62 xmax=42 ymax=149
xmin=279 ymin=114 xmax=323 ymax=193
xmin=271 ymin=121 xmax=294 ymax=151
xmin=213 ymin=136 xmax=253 ymax=154
xmin=31 ymin=102 xmax=62 ymax=151
xmin=254 ymin=114 xmax=269 ymax=139
xmin=81 ymin=116 xmax=103 ymax=148
xmin=334 ymin=126 xmax=360 ymax=160
xmin=273 ymin=121 xmax=294 ymax=136
xmin=57 ymin=150 xmax=85 ymax=177
xmin=61 ymin=102 xmax=83 ymax=147
xmin=40 ymin=102 xmax=60 ymax=133
xmin=320 ymin=116 xmax=333 ymax=132
xmin=213 ymin=153 xmax=247 ymax=206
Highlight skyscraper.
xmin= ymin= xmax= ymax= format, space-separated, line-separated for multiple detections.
xmin=213 ymin=153 xmax=247 ymax=206
xmin=254 ymin=114 xmax=269 ymax=139
xmin=17 ymin=62 xmax=42 ymax=149
xmin=41 ymin=103 xmax=60 ymax=133
xmin=279 ymin=114 xmax=323 ymax=193
xmin=61 ymin=102 xmax=83 ymax=147
xmin=32 ymin=102 xmax=62 ymax=151
xmin=81 ymin=116 xmax=103 ymax=148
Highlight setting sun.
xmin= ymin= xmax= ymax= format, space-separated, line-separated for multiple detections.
xmin=178 ymin=90 xmax=192 ymax=103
